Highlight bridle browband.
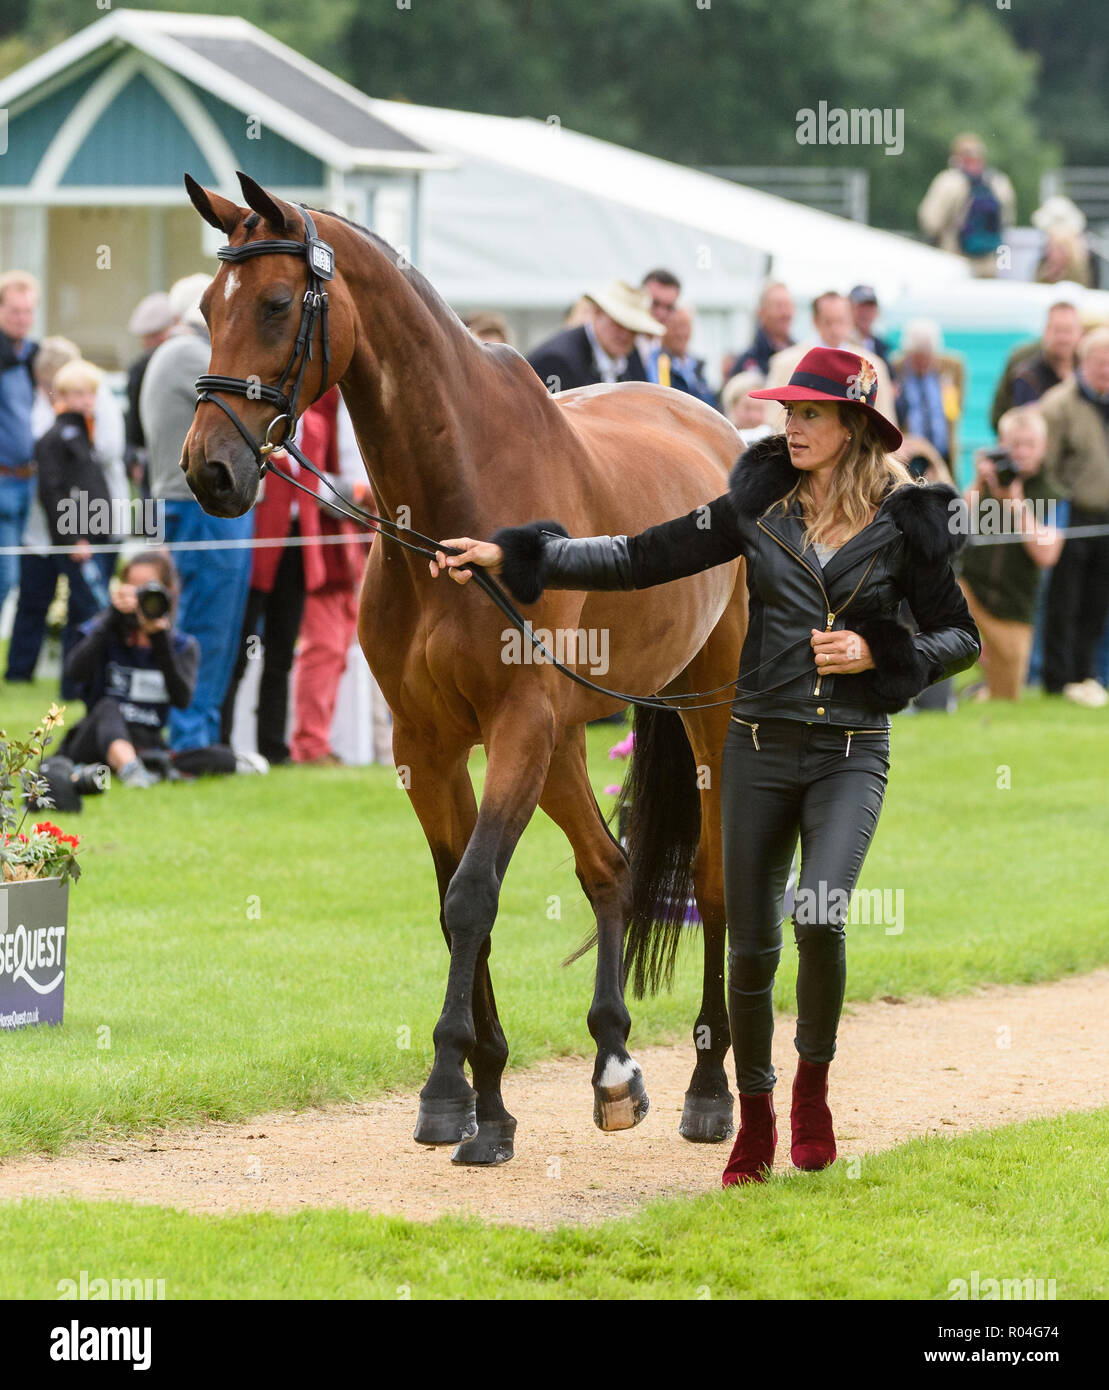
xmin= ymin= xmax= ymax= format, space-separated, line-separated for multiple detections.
xmin=194 ymin=204 xmax=334 ymax=473
xmin=190 ymin=204 xmax=768 ymax=714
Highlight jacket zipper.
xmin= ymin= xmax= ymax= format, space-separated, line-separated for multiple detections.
xmin=730 ymin=714 xmax=760 ymax=749
xmin=844 ymin=727 xmax=888 ymax=758
xmin=755 ymin=521 xmax=880 ymax=698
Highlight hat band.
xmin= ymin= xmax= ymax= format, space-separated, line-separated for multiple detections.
xmin=789 ymin=369 xmax=874 ymax=405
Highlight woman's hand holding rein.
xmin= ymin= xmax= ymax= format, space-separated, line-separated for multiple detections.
xmin=810 ymin=628 xmax=875 ymax=675
xmin=429 ymin=538 xmax=505 ymax=584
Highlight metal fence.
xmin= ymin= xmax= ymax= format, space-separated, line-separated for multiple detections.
xmin=1040 ymin=168 xmax=1109 ymax=225
xmin=700 ymin=166 xmax=869 ymax=222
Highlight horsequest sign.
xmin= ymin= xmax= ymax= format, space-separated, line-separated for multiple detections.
xmin=0 ymin=878 xmax=69 ymax=1029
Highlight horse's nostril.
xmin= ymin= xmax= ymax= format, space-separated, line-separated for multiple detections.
xmin=204 ymin=459 xmax=236 ymax=498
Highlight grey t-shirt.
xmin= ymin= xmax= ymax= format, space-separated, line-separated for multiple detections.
xmin=812 ymin=541 xmax=841 ymax=567
xmin=139 ymin=328 xmax=211 ymax=501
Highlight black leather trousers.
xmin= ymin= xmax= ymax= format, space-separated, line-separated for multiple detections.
xmin=720 ymin=714 xmax=890 ymax=1095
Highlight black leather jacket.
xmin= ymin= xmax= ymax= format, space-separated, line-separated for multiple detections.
xmin=491 ymin=435 xmax=981 ymax=728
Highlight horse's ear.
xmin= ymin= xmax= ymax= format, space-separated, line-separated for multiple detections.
xmin=236 ymin=171 xmax=290 ymax=232
xmin=184 ymin=174 xmax=241 ymax=234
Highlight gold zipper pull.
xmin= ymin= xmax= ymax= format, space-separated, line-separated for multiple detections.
xmin=751 ymin=722 xmax=760 ymax=751
xmin=846 ymin=731 xmax=853 ymax=758
xmin=826 ymin=613 xmax=835 ymax=629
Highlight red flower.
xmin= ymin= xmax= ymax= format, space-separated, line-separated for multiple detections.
xmin=34 ymin=821 xmax=62 ymax=837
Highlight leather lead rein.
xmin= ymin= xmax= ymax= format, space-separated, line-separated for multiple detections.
xmin=193 ymin=209 xmax=828 ymax=715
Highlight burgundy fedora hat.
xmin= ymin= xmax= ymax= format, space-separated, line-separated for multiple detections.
xmin=749 ymin=346 xmax=903 ymax=452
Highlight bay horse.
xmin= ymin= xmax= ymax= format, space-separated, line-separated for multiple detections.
xmin=182 ymin=171 xmax=747 ymax=1165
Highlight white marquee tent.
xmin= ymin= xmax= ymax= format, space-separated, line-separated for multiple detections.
xmin=366 ymin=97 xmax=972 ymax=376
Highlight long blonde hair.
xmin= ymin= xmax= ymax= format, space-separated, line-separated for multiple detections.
xmin=768 ymin=405 xmax=915 ymax=551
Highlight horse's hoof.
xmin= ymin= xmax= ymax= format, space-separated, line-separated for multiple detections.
xmin=451 ymin=1117 xmax=517 ymax=1166
xmin=593 ymin=1062 xmax=649 ymax=1132
xmin=413 ymin=1095 xmax=478 ymax=1146
xmin=679 ymin=1092 xmax=735 ymax=1143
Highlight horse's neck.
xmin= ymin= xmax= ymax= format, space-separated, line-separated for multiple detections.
xmin=331 ymin=225 xmax=501 ymax=544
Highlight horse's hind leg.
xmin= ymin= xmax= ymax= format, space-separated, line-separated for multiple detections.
xmin=539 ymin=725 xmax=647 ymax=1132
xmin=676 ymin=673 xmax=739 ymax=1142
xmin=418 ymin=708 xmax=556 ymax=1156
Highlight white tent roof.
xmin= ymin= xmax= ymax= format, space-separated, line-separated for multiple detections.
xmin=369 ymin=97 xmax=971 ymax=306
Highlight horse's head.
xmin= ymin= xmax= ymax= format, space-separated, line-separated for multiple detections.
xmin=181 ymin=171 xmax=353 ymax=517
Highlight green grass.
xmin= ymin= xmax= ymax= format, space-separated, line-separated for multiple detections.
xmin=1 ymin=1108 xmax=1105 ymax=1299
xmin=1 ymin=667 xmax=1106 ymax=1158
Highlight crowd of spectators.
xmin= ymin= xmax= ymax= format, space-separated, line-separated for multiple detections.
xmin=517 ymin=243 xmax=1108 ymax=710
xmin=2 ymin=135 xmax=1108 ymax=802
xmin=0 ymin=267 xmax=391 ymax=799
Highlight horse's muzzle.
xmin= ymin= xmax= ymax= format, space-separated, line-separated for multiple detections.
xmin=184 ymin=452 xmax=257 ymax=518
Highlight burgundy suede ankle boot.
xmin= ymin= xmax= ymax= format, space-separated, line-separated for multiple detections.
xmin=790 ymin=1058 xmax=836 ymax=1170
xmin=721 ymin=1091 xmax=777 ymax=1187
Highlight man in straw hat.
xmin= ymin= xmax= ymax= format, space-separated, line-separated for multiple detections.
xmin=525 ymin=281 xmax=665 ymax=394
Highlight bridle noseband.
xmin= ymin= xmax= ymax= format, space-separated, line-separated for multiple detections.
xmin=194 ymin=205 xmax=334 ymax=476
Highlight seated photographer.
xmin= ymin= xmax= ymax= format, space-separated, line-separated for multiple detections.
xmin=61 ymin=552 xmax=199 ymax=787
xmin=957 ymin=407 xmax=1062 ymax=700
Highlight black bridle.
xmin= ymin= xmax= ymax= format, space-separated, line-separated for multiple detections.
xmin=194 ymin=204 xmax=335 ymax=470
xmin=192 ymin=206 xmax=757 ymax=712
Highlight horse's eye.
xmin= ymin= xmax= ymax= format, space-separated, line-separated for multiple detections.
xmin=264 ymin=299 xmax=292 ymax=319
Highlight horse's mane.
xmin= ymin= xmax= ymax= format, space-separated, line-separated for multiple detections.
xmin=306 ymin=206 xmax=469 ymax=341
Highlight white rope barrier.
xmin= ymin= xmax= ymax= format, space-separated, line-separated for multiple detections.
xmin=3 ymin=523 xmax=1109 ymax=556
xmin=0 ymin=532 xmax=372 ymax=556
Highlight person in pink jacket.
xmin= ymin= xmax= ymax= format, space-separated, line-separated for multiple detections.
xmin=289 ymin=387 xmax=379 ymax=765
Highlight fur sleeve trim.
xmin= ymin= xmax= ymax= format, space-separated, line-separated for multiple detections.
xmin=883 ymin=482 xmax=969 ymax=562
xmin=853 ymin=614 xmax=932 ymax=712
xmin=727 ymin=434 xmax=799 ymax=518
xmin=489 ymin=520 xmax=570 ymax=604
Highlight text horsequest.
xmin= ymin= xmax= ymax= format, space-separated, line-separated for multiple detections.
xmin=0 ymin=878 xmax=69 ymax=1029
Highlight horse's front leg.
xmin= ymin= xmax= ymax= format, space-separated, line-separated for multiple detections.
xmin=415 ymin=708 xmax=556 ymax=1157
xmin=539 ymin=725 xmax=646 ymax=1131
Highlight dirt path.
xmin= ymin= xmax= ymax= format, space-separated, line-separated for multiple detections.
xmin=3 ymin=971 xmax=1107 ymax=1229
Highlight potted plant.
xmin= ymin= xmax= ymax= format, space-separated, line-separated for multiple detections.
xmin=1 ymin=705 xmax=80 ymax=1030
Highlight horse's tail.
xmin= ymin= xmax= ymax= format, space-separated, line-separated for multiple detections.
xmin=561 ymin=705 xmax=702 ymax=995
xmin=620 ymin=704 xmax=702 ymax=997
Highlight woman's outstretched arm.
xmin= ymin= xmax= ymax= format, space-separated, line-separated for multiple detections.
xmin=431 ymin=493 xmax=745 ymax=602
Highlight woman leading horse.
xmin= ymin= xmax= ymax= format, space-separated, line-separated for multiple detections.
xmin=182 ymin=172 xmax=748 ymax=1165
xmin=432 ymin=346 xmax=981 ymax=1186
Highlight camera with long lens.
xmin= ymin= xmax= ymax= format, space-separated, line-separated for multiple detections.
xmin=983 ymin=446 xmax=1021 ymax=490
xmin=124 ymin=581 xmax=171 ymax=627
